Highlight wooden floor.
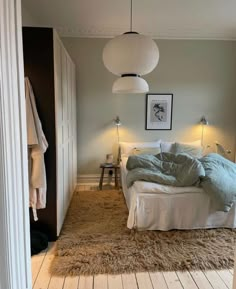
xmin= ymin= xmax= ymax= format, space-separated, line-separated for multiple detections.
xmin=32 ymin=242 xmax=234 ymax=289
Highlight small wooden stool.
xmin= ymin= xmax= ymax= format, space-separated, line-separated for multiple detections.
xmin=99 ymin=163 xmax=120 ymax=190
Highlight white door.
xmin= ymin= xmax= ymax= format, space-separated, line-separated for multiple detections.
xmin=72 ymin=63 xmax=77 ymax=190
xmin=54 ymin=31 xmax=77 ymax=235
xmin=0 ymin=0 xmax=31 ymax=288
xmin=54 ymin=32 xmax=65 ymax=235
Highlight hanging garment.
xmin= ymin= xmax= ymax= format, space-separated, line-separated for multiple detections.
xmin=25 ymin=77 xmax=48 ymax=221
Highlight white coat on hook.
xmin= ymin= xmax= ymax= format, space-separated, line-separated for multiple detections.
xmin=25 ymin=77 xmax=48 ymax=221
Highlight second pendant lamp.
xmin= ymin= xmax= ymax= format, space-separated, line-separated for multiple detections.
xmin=103 ymin=0 xmax=159 ymax=94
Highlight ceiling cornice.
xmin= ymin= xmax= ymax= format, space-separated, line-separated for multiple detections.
xmin=57 ymin=26 xmax=236 ymax=41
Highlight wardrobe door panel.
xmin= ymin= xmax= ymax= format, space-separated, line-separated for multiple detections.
xmin=69 ymin=58 xmax=74 ymax=197
xmin=66 ymin=57 xmax=72 ymax=198
xmin=54 ymin=33 xmax=65 ymax=235
xmin=57 ymin=147 xmax=64 ymax=233
xmin=67 ymin=57 xmax=73 ymax=138
xmin=72 ymin=64 xmax=77 ymax=190
xmin=69 ymin=141 xmax=74 ymax=199
xmin=72 ymin=138 xmax=77 ymax=190
xmin=62 ymin=51 xmax=68 ymax=143
xmin=64 ymin=141 xmax=71 ymax=213
xmin=55 ymin=31 xmax=77 ymax=236
xmin=54 ymin=35 xmax=63 ymax=146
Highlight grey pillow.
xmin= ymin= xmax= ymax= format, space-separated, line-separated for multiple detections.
xmin=174 ymin=142 xmax=203 ymax=158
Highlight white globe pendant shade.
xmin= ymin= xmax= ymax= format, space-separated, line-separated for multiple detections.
xmin=103 ymin=33 xmax=159 ymax=76
xmin=112 ymin=76 xmax=149 ymax=94
xmin=103 ymin=32 xmax=159 ymax=94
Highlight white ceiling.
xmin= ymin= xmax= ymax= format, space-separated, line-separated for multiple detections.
xmin=22 ymin=0 xmax=236 ymax=40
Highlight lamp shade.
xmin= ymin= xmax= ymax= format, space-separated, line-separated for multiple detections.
xmin=112 ymin=76 xmax=149 ymax=94
xmin=114 ymin=116 xmax=121 ymax=126
xmin=103 ymin=33 xmax=159 ymax=76
xmin=200 ymin=116 xmax=209 ymax=125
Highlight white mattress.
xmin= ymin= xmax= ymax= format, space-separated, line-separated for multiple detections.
xmin=121 ymin=156 xmax=236 ymax=230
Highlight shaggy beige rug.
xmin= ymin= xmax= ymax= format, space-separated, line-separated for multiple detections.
xmin=51 ymin=190 xmax=236 ymax=276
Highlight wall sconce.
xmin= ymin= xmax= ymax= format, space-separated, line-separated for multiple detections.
xmin=114 ymin=116 xmax=121 ymax=126
xmin=200 ymin=116 xmax=209 ymax=146
xmin=215 ymin=141 xmax=231 ymax=158
xmin=200 ymin=116 xmax=209 ymax=126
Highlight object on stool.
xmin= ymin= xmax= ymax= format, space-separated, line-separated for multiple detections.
xmin=106 ymin=153 xmax=114 ymax=164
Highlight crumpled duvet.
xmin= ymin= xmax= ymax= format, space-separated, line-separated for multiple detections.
xmin=126 ymin=152 xmax=205 ymax=188
xmin=199 ymin=153 xmax=236 ymax=212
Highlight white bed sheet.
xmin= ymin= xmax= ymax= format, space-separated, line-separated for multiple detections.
xmin=121 ymin=156 xmax=236 ymax=230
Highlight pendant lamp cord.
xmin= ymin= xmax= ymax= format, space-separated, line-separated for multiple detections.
xmin=130 ymin=0 xmax=133 ymax=31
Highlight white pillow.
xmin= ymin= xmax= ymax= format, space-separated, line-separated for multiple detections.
xmin=174 ymin=142 xmax=203 ymax=158
xmin=131 ymin=147 xmax=161 ymax=156
xmin=160 ymin=141 xmax=175 ymax=153
xmin=120 ymin=140 xmax=161 ymax=156
xmin=180 ymin=140 xmax=202 ymax=147
xmin=160 ymin=140 xmax=202 ymax=153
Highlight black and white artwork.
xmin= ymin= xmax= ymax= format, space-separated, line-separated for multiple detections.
xmin=146 ymin=94 xmax=173 ymax=130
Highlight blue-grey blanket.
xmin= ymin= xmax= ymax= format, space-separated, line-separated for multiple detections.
xmin=199 ymin=153 xmax=236 ymax=212
xmin=126 ymin=152 xmax=205 ymax=187
xmin=126 ymin=152 xmax=236 ymax=212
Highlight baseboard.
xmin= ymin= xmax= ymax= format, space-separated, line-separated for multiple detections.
xmin=77 ymin=173 xmax=116 ymax=184
xmin=77 ymin=174 xmax=99 ymax=184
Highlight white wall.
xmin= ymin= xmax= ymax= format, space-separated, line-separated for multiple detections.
xmin=21 ymin=3 xmax=38 ymax=26
xmin=62 ymin=38 xmax=236 ymax=174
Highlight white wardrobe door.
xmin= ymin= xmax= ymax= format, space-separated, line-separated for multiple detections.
xmin=72 ymin=63 xmax=77 ymax=190
xmin=54 ymin=33 xmax=64 ymax=235
xmin=54 ymin=30 xmax=77 ymax=236
xmin=62 ymin=49 xmax=70 ymax=216
xmin=67 ymin=56 xmax=74 ymax=200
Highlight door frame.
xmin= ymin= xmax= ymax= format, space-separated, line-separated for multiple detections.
xmin=0 ymin=0 xmax=31 ymax=288
xmin=0 ymin=0 xmax=236 ymax=289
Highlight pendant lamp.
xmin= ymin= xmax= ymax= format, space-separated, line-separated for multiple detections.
xmin=103 ymin=0 xmax=159 ymax=94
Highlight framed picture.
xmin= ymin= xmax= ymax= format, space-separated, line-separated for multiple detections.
xmin=146 ymin=93 xmax=173 ymax=130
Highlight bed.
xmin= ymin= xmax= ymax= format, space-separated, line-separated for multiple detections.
xmin=120 ymin=141 xmax=236 ymax=231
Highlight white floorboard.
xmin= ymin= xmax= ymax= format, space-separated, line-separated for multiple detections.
xmin=94 ymin=274 xmax=108 ymax=289
xmin=33 ymin=243 xmax=55 ymax=289
xmin=108 ymin=274 xmax=123 ymax=289
xmin=163 ymin=271 xmax=183 ymax=289
xmin=79 ymin=276 xmax=93 ymax=289
xmin=31 ymin=247 xmax=47 ymax=286
xmin=136 ymin=272 xmax=153 ymax=289
xmin=204 ymin=270 xmax=229 ymax=289
xmin=149 ymin=271 xmax=168 ymax=289
xmin=64 ymin=276 xmax=80 ymax=289
xmin=190 ymin=270 xmax=213 ymax=289
xmin=48 ymin=275 xmax=65 ymax=289
xmin=122 ymin=273 xmax=138 ymax=289
xmin=177 ymin=271 xmax=198 ymax=289
xmin=216 ymin=270 xmax=233 ymax=289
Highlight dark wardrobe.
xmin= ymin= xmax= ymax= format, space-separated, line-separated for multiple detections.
xmin=23 ymin=27 xmax=77 ymax=240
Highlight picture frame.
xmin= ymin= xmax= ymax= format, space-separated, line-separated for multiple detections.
xmin=145 ymin=93 xmax=173 ymax=130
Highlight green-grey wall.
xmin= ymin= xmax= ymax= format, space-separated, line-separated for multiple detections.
xmin=62 ymin=38 xmax=236 ymax=174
